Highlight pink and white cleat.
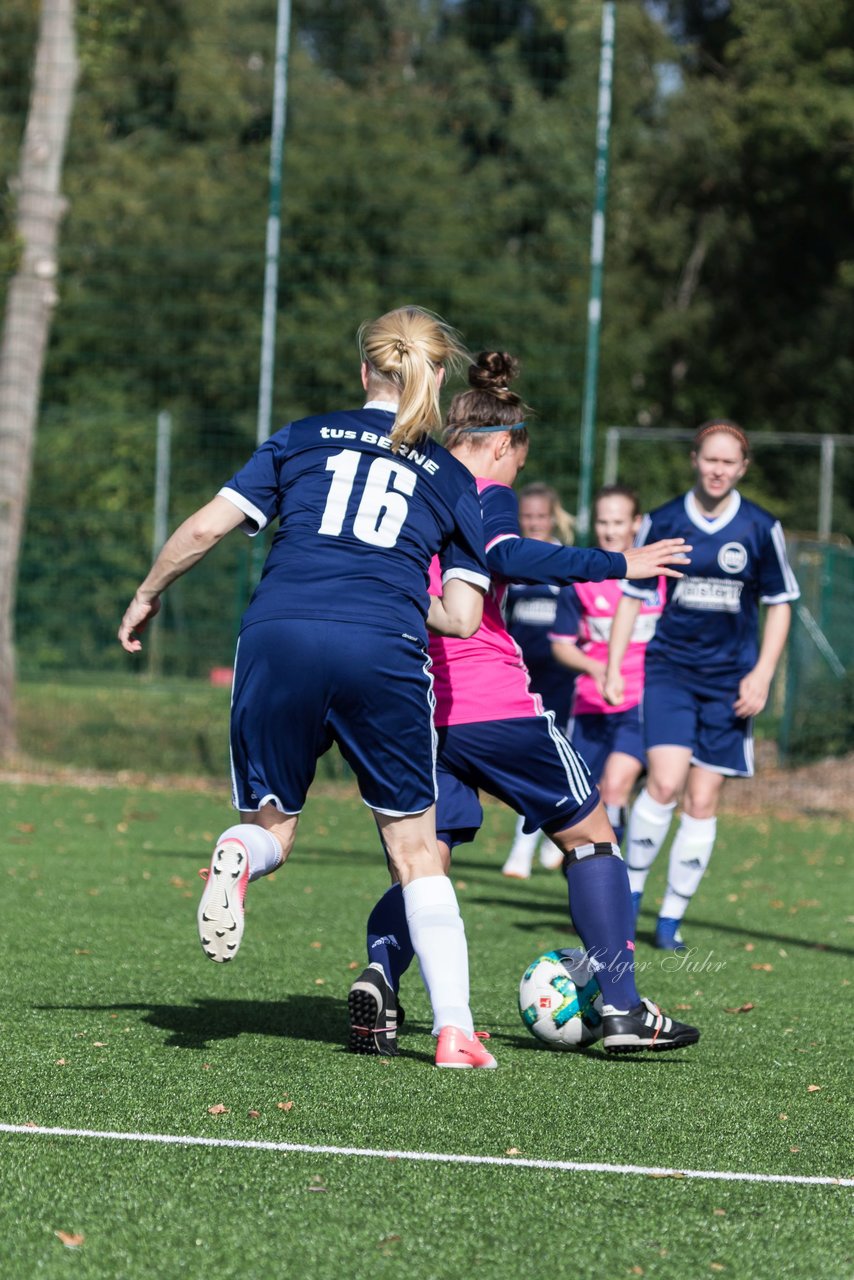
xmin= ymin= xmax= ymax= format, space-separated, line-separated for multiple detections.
xmin=197 ymin=839 xmax=249 ymax=963
xmin=435 ymin=1026 xmax=497 ymax=1069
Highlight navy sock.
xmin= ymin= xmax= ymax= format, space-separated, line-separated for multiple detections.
xmin=366 ymin=884 xmax=415 ymax=993
xmin=564 ymin=843 xmax=640 ymax=1010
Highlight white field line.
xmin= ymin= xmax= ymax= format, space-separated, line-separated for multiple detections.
xmin=0 ymin=1124 xmax=851 ymax=1188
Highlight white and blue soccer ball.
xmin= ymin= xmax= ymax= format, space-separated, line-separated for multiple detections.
xmin=518 ymin=948 xmax=604 ymax=1048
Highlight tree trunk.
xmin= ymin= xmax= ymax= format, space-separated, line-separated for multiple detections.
xmin=0 ymin=0 xmax=78 ymax=757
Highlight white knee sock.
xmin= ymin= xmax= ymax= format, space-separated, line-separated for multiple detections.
xmin=217 ymin=824 xmax=282 ymax=882
xmin=503 ymin=816 xmax=540 ymax=874
xmin=625 ymin=789 xmax=676 ymax=896
xmin=403 ymin=875 xmax=473 ymax=1037
xmin=660 ymin=814 xmax=717 ymax=920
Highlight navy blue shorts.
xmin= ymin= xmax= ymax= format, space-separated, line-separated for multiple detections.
xmin=642 ymin=660 xmax=754 ymax=777
xmin=230 ymin=619 xmax=438 ymax=814
xmin=568 ymin=706 xmax=644 ymax=785
xmin=434 ymin=714 xmax=600 ymax=846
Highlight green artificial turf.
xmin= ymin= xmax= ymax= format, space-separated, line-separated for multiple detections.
xmin=1 ymin=782 xmax=851 ymax=1279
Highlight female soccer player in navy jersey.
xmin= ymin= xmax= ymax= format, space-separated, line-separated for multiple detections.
xmin=604 ymin=420 xmax=800 ymax=951
xmin=501 ymin=483 xmax=577 ymax=877
xmin=351 ymin=351 xmax=701 ymax=1059
xmin=118 ymin=305 xmax=501 ymax=1070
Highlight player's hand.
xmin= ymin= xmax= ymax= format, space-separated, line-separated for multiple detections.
xmin=118 ymin=592 xmax=161 ymax=652
xmin=624 ymin=538 xmax=691 ymax=580
xmin=589 ymin=659 xmax=608 ymax=696
xmin=603 ymin=670 xmax=624 ymax=706
xmin=733 ymin=668 xmax=771 ymax=719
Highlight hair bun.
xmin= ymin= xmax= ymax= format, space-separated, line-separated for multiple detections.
xmin=468 ymin=351 xmax=520 ymax=398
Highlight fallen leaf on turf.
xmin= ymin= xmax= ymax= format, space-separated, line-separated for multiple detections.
xmin=807 ymin=1085 xmax=822 ymax=1093
xmin=15 ymin=822 xmax=35 ymax=834
xmin=713 ymin=1209 xmax=726 ymax=1217
xmin=710 ymin=1265 xmax=725 ymax=1273
xmin=74 ymin=949 xmax=90 ymax=956
xmin=277 ymin=1101 xmax=294 ymax=1111
xmin=55 ymin=1059 xmax=66 ymax=1066
xmin=505 ymin=1147 xmax=520 ymax=1155
xmin=744 ymin=943 xmax=754 ymax=952
xmin=455 ymin=880 xmax=468 ymax=890
xmin=630 ymin=1267 xmax=644 ymax=1276
xmin=314 ymin=978 xmax=325 ymax=986
xmin=723 ymin=1003 xmax=755 ymax=1014
xmin=378 ymin=1235 xmax=401 ymax=1247
xmin=751 ymin=963 xmax=773 ymax=972
xmin=308 ymin=1186 xmax=327 ymax=1193
xmin=347 ymin=961 xmax=359 ymax=970
xmin=24 ymin=1121 xmax=38 ymax=1128
xmin=779 ymin=1113 xmax=788 ymax=1121
xmin=55 ymin=1231 xmax=84 ymax=1248
xmin=207 ymin=1103 xmax=228 ymax=1115
xmin=310 ymin=941 xmax=322 ymax=949
xmin=248 ymin=1110 xmax=260 ymax=1118
xmin=674 ymin=1003 xmax=692 ymax=1010
xmin=790 ymin=1146 xmax=800 ymax=1153
xmin=648 ymin=1171 xmax=685 ymax=1179
xmin=92 ymin=1042 xmax=107 ymax=1048
xmin=169 ymin=876 xmax=187 ymax=889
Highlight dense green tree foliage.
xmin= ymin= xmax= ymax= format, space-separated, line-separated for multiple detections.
xmin=1 ymin=0 xmax=852 ymax=678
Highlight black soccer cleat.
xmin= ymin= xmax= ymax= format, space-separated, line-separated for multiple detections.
xmin=602 ymin=997 xmax=700 ymax=1054
xmin=347 ymin=963 xmax=403 ymax=1057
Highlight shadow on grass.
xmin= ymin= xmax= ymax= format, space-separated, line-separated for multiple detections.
xmin=37 ymin=993 xmax=350 ymax=1050
xmin=633 ymin=911 xmax=854 ymax=959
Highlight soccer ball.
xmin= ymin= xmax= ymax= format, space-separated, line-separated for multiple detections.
xmin=518 ymin=948 xmax=604 ymax=1049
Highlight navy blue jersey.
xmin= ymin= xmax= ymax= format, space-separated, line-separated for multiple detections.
xmin=219 ymin=405 xmax=489 ymax=640
xmin=624 ymin=490 xmax=799 ymax=678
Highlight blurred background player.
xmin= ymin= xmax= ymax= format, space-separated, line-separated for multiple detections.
xmin=501 ymin=482 xmax=577 ymax=877
xmin=351 ymin=351 xmax=700 ymax=1059
xmin=119 ymin=305 xmax=499 ymax=1070
xmin=605 ymin=420 xmax=800 ymax=951
xmin=549 ymin=485 xmax=663 ymax=848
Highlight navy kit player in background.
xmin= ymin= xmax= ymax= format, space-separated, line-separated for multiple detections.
xmin=501 ymin=483 xmax=577 ymax=878
xmin=605 ymin=420 xmax=800 ymax=950
xmin=118 ymin=305 xmax=501 ymax=1070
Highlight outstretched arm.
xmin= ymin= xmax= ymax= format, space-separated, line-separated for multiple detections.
xmin=487 ymin=535 xmax=690 ymax=586
xmin=733 ymin=602 xmax=791 ymax=718
xmin=118 ymin=496 xmax=245 ymax=652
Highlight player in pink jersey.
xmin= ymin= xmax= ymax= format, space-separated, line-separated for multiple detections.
xmin=349 ymin=351 xmax=700 ymax=1060
xmin=549 ymin=485 xmax=664 ymax=848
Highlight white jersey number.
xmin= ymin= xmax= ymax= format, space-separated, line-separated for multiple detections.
xmin=318 ymin=449 xmax=416 ymax=548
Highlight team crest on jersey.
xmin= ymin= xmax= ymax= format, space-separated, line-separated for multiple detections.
xmin=717 ymin=541 xmax=748 ymax=574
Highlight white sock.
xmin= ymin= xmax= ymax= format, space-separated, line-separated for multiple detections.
xmin=403 ymin=875 xmax=473 ymax=1037
xmin=217 ymin=824 xmax=282 ymax=882
xmin=660 ymin=814 xmax=717 ymax=920
xmin=625 ymin=789 xmax=676 ymax=896
xmin=503 ymin=817 xmax=540 ymax=872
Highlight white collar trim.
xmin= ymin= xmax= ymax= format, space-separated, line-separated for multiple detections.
xmin=363 ymin=399 xmax=398 ymax=412
xmin=684 ymin=489 xmax=742 ymax=534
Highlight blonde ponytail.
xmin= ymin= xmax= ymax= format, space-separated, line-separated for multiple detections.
xmin=358 ymin=306 xmax=468 ymax=450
